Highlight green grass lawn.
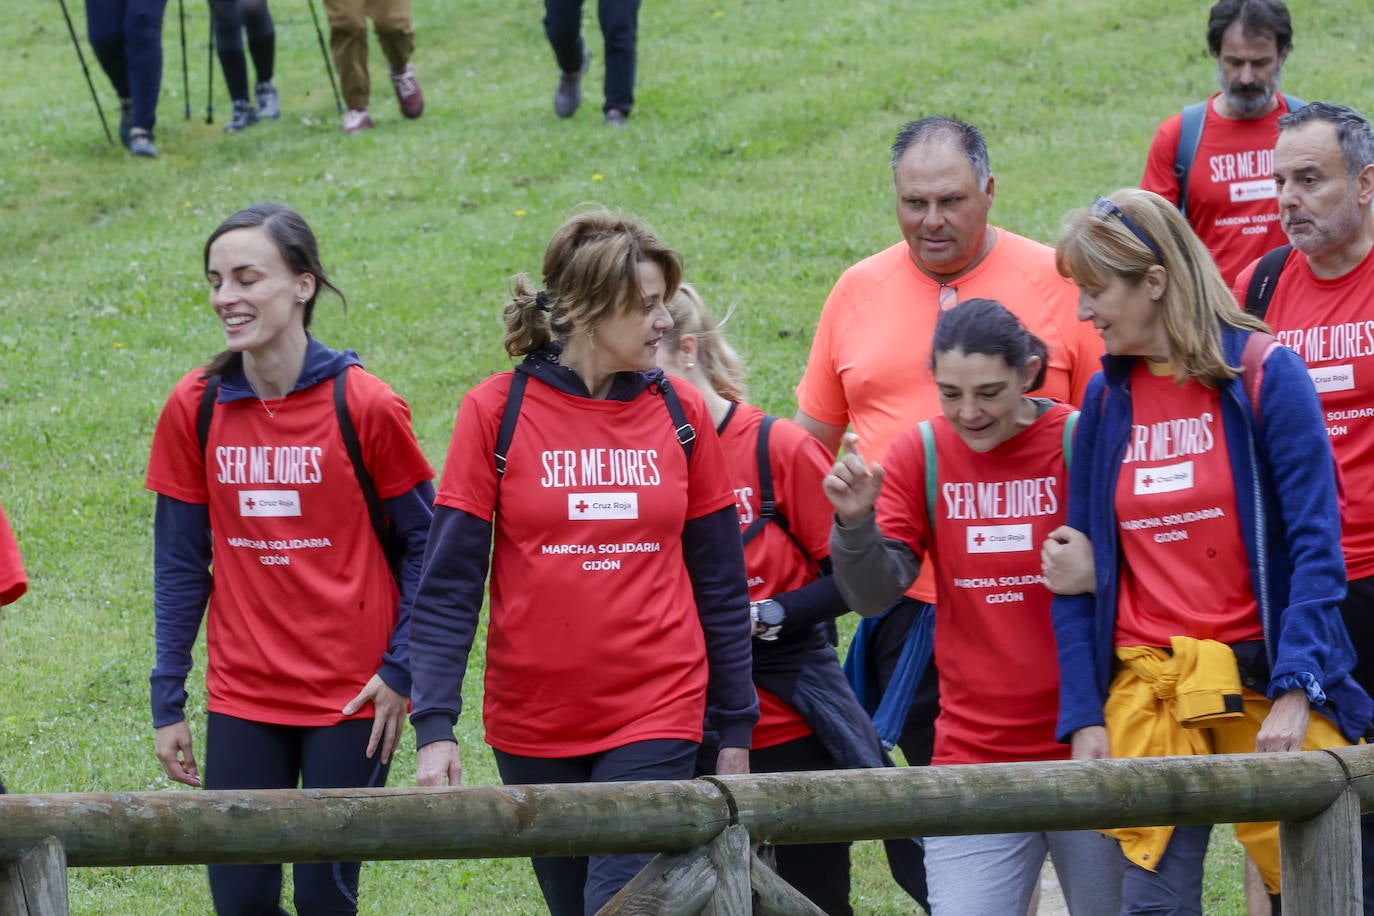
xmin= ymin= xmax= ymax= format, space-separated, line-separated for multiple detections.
xmin=1 ymin=0 xmax=1370 ymax=911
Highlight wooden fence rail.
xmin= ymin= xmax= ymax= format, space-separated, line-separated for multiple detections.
xmin=3 ymin=745 xmax=1372 ymax=913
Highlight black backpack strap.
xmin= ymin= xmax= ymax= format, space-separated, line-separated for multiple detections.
xmin=740 ymin=415 xmax=777 ymax=547
xmin=1244 ymin=244 xmax=1294 ymax=321
xmin=333 ymin=370 xmax=400 ymax=574
xmin=653 ymin=374 xmax=696 ymax=461
xmin=1173 ymin=100 xmax=1209 ymax=219
xmin=197 ymin=374 xmax=222 ymax=455
xmin=494 ymin=371 xmax=529 ymax=478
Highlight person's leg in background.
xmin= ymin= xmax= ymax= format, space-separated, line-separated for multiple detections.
xmin=543 ymin=0 xmax=588 ymax=118
xmin=595 ymin=0 xmax=639 ymax=125
xmin=211 ymin=0 xmax=257 ymax=131
xmin=84 ymin=0 xmax=135 ymax=147
xmin=493 ymin=749 xmax=596 ymax=916
xmin=122 ymin=0 xmax=168 ymax=153
xmin=239 ymin=0 xmax=279 ymax=119
xmin=323 ymin=0 xmax=370 ymax=130
xmin=367 ymin=0 xmax=422 ymax=119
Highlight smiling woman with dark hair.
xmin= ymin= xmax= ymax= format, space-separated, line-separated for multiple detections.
xmin=145 ymin=202 xmax=434 ymax=915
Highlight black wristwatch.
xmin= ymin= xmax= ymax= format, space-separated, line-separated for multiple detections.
xmin=750 ymin=599 xmax=785 ymax=641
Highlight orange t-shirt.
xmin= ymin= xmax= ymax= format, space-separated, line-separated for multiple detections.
xmin=796 ymin=231 xmax=1102 ymax=602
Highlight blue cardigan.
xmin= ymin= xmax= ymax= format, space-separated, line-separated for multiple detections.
xmin=1052 ymin=326 xmax=1373 ymax=744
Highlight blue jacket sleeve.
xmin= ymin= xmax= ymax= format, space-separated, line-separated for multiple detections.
xmin=150 ymin=495 xmax=213 ymax=728
xmin=682 ymin=505 xmax=760 ymax=749
xmin=408 ymin=505 xmax=492 ymax=748
xmin=1253 ymin=346 xmax=1353 ymax=701
xmin=375 ymin=480 xmax=436 ymax=697
xmin=1052 ymin=374 xmax=1109 ymax=743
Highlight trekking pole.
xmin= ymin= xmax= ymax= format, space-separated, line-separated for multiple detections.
xmin=305 ymin=0 xmax=344 ymax=113
xmin=55 ymin=0 xmax=115 ymax=145
xmin=178 ymin=0 xmax=190 ymax=118
xmin=205 ymin=2 xmax=215 ymax=123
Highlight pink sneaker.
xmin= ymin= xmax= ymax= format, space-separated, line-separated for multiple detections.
xmin=342 ymin=109 xmax=373 ymax=133
xmin=391 ymin=64 xmax=424 ymax=119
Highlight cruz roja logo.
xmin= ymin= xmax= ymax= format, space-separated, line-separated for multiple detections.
xmin=567 ymin=492 xmax=639 ymax=520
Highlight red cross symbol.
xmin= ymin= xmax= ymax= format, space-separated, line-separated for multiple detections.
xmin=974 ymin=533 xmax=985 ymax=546
xmin=1143 ymin=475 xmax=1154 ymax=487
xmin=575 ymin=500 xmax=590 ymax=513
xmin=246 ymin=497 xmax=256 ymax=509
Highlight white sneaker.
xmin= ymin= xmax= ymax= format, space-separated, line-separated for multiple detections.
xmin=342 ymin=109 xmax=373 ymax=133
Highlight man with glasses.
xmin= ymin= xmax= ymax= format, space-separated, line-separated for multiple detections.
xmin=1234 ymin=101 xmax=1374 ymax=914
xmin=1141 ymin=0 xmax=1302 ymax=286
xmin=792 ymin=113 xmax=1099 ymax=790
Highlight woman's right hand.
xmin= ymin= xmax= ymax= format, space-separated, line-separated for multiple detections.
xmin=155 ymin=721 xmax=202 ymax=787
xmin=1041 ymin=526 xmax=1096 ymax=595
xmin=416 ymin=740 xmax=463 ymax=787
xmin=823 ymin=433 xmax=885 ymax=526
xmin=1069 ymin=725 xmax=1110 ymax=760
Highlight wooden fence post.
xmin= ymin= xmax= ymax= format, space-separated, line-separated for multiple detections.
xmin=702 ymin=825 xmax=750 ymax=916
xmin=0 ymin=836 xmax=68 ymax=916
xmin=1280 ymin=785 xmax=1361 ymax=915
xmin=749 ymin=852 xmax=826 ymax=916
xmin=597 ymin=846 xmax=716 ymax=915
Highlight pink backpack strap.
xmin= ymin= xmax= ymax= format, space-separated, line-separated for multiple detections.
xmin=1241 ymin=331 xmax=1279 ymax=421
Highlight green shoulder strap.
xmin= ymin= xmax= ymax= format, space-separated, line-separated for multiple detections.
xmin=918 ymin=420 xmax=937 ymax=530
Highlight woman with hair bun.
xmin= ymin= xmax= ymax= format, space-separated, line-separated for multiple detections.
xmin=408 ymin=209 xmax=757 ymax=915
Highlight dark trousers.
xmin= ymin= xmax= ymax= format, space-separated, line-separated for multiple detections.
xmin=84 ymin=0 xmax=168 ymax=132
xmin=204 ymin=713 xmax=390 ymax=915
xmin=542 ymin=0 xmax=641 ymax=115
xmin=751 ymin=734 xmax=853 ymax=915
xmin=1338 ymin=574 xmax=1374 ymax=914
xmin=212 ymin=0 xmax=275 ymax=102
xmin=493 ymin=738 xmax=697 ymax=916
xmin=865 ymin=599 xmax=940 ymax=767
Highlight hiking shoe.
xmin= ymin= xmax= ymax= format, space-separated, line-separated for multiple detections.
xmin=342 ymin=108 xmax=373 ymax=133
xmin=118 ymin=98 xmax=133 ymax=149
xmin=255 ymin=82 xmax=281 ymax=120
xmin=223 ymin=99 xmax=258 ymax=133
xmin=128 ymin=127 xmax=156 ymax=157
xmin=554 ymin=49 xmax=590 ymax=118
xmin=390 ymin=63 xmax=424 ymax=119
xmin=604 ymin=108 xmax=628 ymax=128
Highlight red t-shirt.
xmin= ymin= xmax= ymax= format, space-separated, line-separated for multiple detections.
xmin=436 ymin=373 xmax=737 ymax=757
xmin=875 ymin=403 xmax=1074 ymax=765
xmin=1236 ymin=247 xmax=1374 ymax=578
xmin=1114 ymin=364 xmax=1262 ymax=647
xmin=1141 ymin=94 xmax=1298 ymax=287
xmin=796 ymin=233 xmax=1102 ymax=604
xmin=717 ymin=404 xmax=829 ymax=747
xmin=145 ymin=368 xmax=434 ymax=726
xmin=0 ymin=500 xmax=26 ymax=606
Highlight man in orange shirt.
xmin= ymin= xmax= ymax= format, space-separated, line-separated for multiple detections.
xmin=794 ymin=114 xmax=1100 ymax=769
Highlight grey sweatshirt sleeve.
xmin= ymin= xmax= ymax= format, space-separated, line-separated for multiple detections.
xmin=828 ymin=511 xmax=921 ymax=617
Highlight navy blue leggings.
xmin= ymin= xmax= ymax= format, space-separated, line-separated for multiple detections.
xmin=204 ymin=713 xmax=389 ymax=915
xmin=212 ymin=0 xmax=275 ymax=103
xmin=85 ymin=0 xmax=168 ymax=132
xmin=542 ymin=0 xmax=641 ymax=115
xmin=493 ymin=739 xmax=697 ymax=915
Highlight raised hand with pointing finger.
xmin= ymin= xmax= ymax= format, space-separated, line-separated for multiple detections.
xmin=824 ymin=432 xmax=886 ymax=526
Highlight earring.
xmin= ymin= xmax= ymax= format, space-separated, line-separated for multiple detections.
xmin=296 ymin=298 xmax=306 ymax=307
xmin=686 ymin=361 xmax=695 ymax=369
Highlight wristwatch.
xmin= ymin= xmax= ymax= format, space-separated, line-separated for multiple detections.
xmin=750 ymin=599 xmax=785 ymax=641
